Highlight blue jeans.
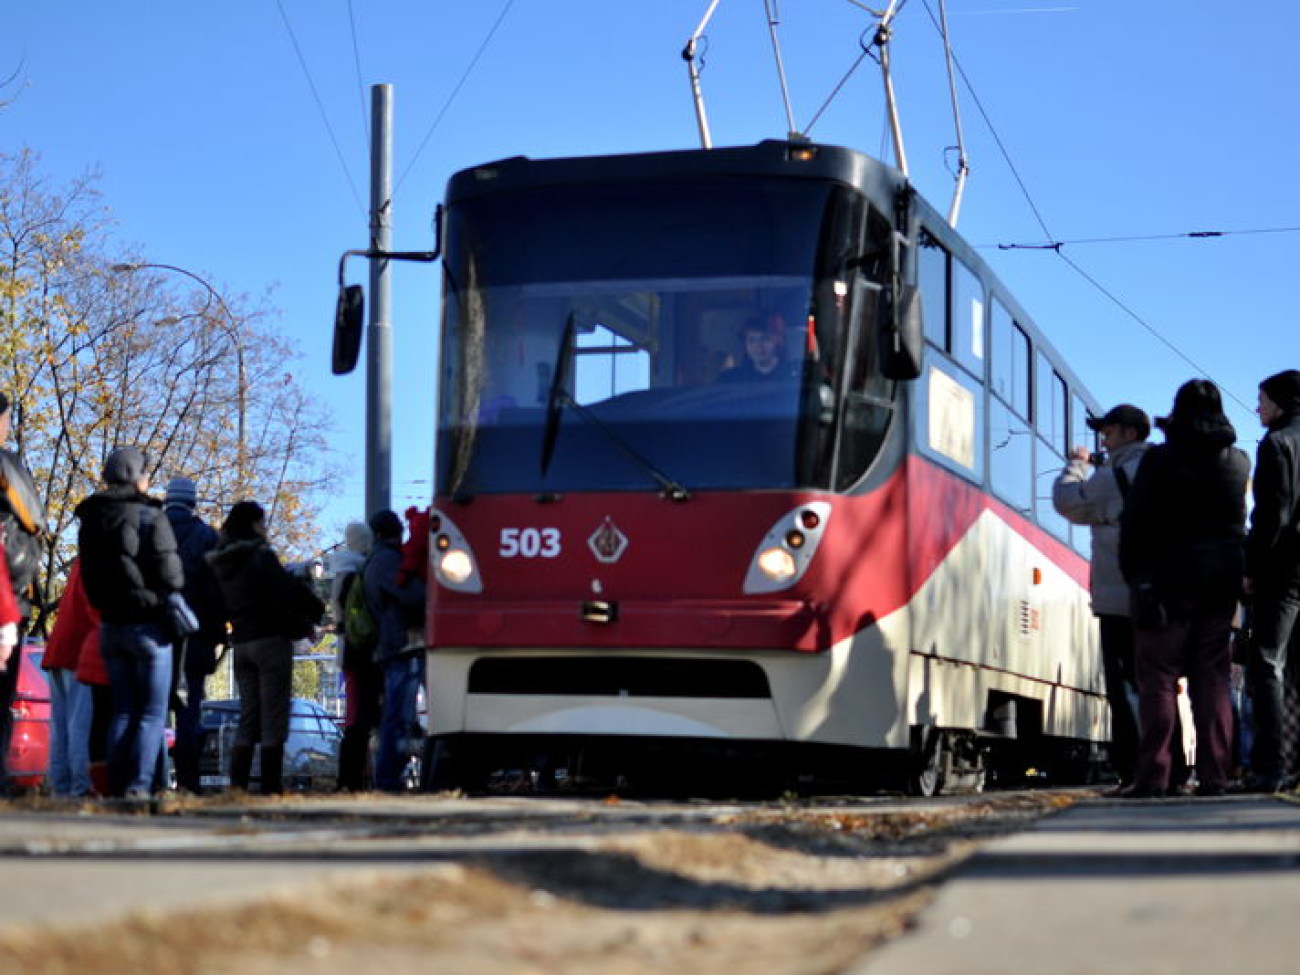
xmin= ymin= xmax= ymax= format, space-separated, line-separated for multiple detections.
xmin=45 ymin=668 xmax=93 ymax=797
xmin=101 ymin=622 xmax=173 ymax=797
xmin=375 ymin=654 xmax=424 ymax=792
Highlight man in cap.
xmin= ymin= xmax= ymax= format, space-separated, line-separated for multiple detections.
xmin=1243 ymin=369 xmax=1300 ymax=792
xmin=0 ymin=392 xmax=47 ymax=797
xmin=163 ymin=476 xmax=224 ymax=793
xmin=75 ymin=447 xmax=184 ymax=798
xmin=1053 ymin=403 xmax=1152 ymax=788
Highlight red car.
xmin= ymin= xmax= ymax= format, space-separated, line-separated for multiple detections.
xmin=6 ymin=647 xmax=50 ymax=790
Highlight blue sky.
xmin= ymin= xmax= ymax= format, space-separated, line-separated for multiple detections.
xmin=4 ymin=2 xmax=1297 ymax=545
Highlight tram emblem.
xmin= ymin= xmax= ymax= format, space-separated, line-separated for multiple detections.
xmin=587 ymin=517 xmax=629 ymax=564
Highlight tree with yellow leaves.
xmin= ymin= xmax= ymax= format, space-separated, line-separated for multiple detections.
xmin=0 ymin=149 xmax=339 ymax=636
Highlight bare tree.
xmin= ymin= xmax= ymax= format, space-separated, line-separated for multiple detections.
xmin=0 ymin=149 xmax=339 ymax=633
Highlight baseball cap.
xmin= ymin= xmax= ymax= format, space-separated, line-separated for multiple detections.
xmin=1085 ymin=404 xmax=1150 ymax=440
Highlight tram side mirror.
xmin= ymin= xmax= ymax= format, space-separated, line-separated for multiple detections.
xmin=331 ymin=284 xmax=365 ymax=375
xmin=882 ymin=284 xmax=923 ymax=380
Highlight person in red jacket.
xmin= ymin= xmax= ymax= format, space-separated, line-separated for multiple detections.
xmin=41 ymin=560 xmax=97 ymax=797
xmin=0 ymin=540 xmax=19 ymax=677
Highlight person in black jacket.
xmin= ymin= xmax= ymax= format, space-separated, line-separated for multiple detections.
xmin=1243 ymin=369 xmax=1300 ymax=792
xmin=207 ymin=501 xmax=323 ymax=794
xmin=1119 ymin=380 xmax=1250 ymax=797
xmin=75 ymin=446 xmax=184 ymax=799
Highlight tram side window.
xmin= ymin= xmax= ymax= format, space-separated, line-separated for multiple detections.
xmin=1034 ymin=356 xmax=1071 ymax=540
xmin=917 ymin=231 xmax=948 ymax=350
xmin=990 ymin=302 xmax=1030 ymax=418
xmin=1035 ymin=352 xmax=1067 ymax=454
xmin=950 ymin=259 xmax=985 ymax=377
xmin=988 ymin=303 xmax=1033 ymax=515
xmin=1069 ymin=392 xmax=1094 ymax=560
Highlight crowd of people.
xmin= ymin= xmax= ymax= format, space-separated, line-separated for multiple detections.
xmin=1054 ymin=369 xmax=1300 ymax=797
xmin=0 ymin=394 xmax=430 ymax=799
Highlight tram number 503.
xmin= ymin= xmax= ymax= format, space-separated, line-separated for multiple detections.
xmin=499 ymin=527 xmax=562 ymax=559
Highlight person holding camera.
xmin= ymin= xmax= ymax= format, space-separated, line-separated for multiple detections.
xmin=1119 ymin=380 xmax=1249 ymax=798
xmin=1053 ymin=403 xmax=1151 ymax=788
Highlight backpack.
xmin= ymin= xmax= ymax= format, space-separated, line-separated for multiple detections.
xmin=0 ymin=449 xmax=46 ymax=611
xmin=341 ymin=564 xmax=378 ymax=653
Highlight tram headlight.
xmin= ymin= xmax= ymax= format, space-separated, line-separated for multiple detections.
xmin=756 ymin=546 xmax=797 ymax=583
xmin=439 ymin=549 xmax=475 ymax=585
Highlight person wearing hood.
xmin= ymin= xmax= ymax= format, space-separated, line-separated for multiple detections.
xmin=75 ymin=446 xmax=183 ymax=799
xmin=1242 ymin=369 xmax=1300 ymax=792
xmin=1119 ymin=380 xmax=1250 ymax=797
xmin=207 ymin=501 xmax=324 ymax=795
xmin=1053 ymin=403 xmax=1152 ymax=787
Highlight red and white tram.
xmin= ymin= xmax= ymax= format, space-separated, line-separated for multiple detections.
xmin=387 ymin=140 xmax=1107 ymax=794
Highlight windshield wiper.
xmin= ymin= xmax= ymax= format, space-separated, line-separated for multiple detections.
xmin=539 ymin=315 xmax=691 ymax=502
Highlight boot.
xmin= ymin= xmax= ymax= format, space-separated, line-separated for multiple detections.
xmin=260 ymin=744 xmax=284 ymax=796
xmin=229 ymin=744 xmax=254 ymax=792
xmin=88 ymin=762 xmax=110 ymax=798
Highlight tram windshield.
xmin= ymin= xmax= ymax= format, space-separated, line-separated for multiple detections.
xmin=437 ymin=176 xmax=895 ymax=496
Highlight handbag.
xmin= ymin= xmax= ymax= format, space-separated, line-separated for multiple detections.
xmin=165 ymin=591 xmax=202 ymax=639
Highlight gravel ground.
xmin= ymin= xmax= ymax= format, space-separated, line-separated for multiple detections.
xmin=0 ymin=791 xmax=1077 ymax=975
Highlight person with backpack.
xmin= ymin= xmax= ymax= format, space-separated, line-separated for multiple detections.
xmin=75 ymin=446 xmax=183 ymax=799
xmin=329 ymin=520 xmax=378 ymax=791
xmin=207 ymin=501 xmax=324 ymax=794
xmin=1053 ymin=403 xmax=1152 ymax=789
xmin=163 ymin=477 xmax=225 ymax=793
xmin=364 ymin=509 xmax=427 ymax=793
xmin=0 ymin=392 xmax=48 ymax=797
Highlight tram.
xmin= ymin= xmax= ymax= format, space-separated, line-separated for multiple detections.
xmin=373 ymin=138 xmax=1107 ymax=795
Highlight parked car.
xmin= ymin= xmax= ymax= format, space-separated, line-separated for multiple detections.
xmin=6 ymin=645 xmax=50 ymax=790
xmin=198 ymin=698 xmax=342 ymax=792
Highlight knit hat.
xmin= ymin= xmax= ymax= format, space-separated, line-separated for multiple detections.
xmin=0 ymin=392 xmax=9 ymax=416
xmin=165 ymin=476 xmax=198 ymax=508
xmin=368 ymin=509 xmax=403 ymax=540
xmin=1260 ymin=370 xmax=1300 ymax=413
xmin=102 ymin=446 xmax=148 ymax=486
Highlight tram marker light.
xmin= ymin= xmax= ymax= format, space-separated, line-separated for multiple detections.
xmin=799 ymin=510 xmax=821 ymax=530
xmin=785 ymin=530 xmax=806 ymax=549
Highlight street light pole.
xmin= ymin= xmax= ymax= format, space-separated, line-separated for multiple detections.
xmin=110 ymin=262 xmax=248 ymax=491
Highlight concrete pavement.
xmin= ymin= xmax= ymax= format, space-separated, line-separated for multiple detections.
xmin=851 ymin=794 xmax=1300 ymax=975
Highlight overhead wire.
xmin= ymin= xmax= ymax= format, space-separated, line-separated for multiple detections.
xmin=994 ymin=226 xmax=1300 ymax=249
xmin=275 ymin=0 xmax=366 ymax=215
xmin=395 ymin=0 xmax=520 ymax=195
xmin=347 ymin=0 xmax=369 ymax=143
xmin=914 ymin=0 xmax=1254 ymax=415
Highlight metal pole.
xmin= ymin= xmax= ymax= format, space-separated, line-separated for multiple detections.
xmin=366 ymin=84 xmax=394 ymax=518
